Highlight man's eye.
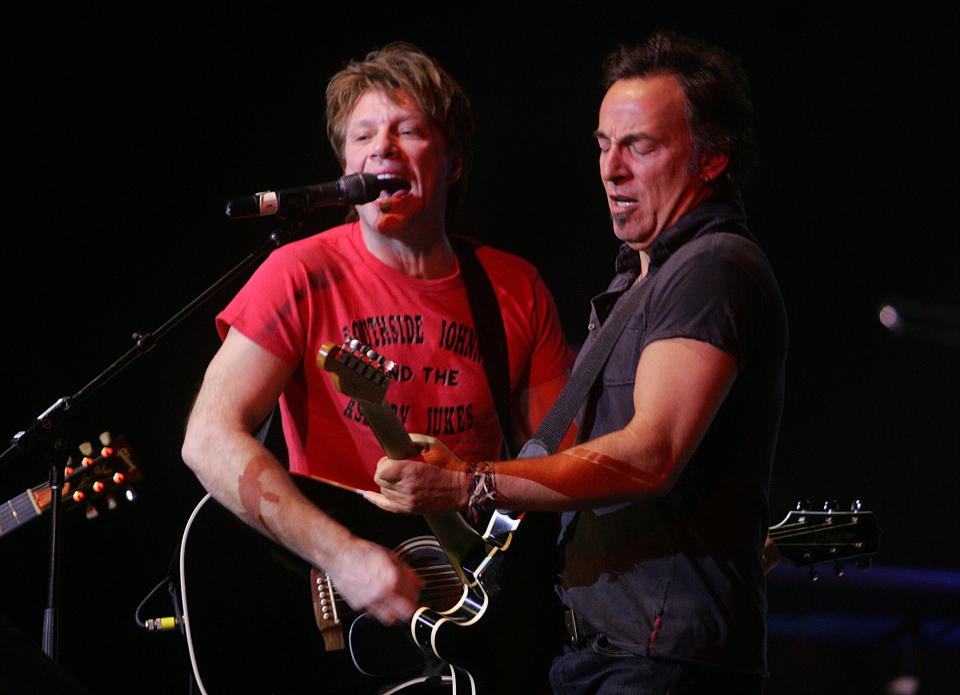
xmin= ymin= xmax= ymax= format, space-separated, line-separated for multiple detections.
xmin=630 ymin=144 xmax=654 ymax=156
xmin=597 ymin=139 xmax=611 ymax=152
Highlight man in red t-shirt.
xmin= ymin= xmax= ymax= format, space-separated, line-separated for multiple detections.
xmin=181 ymin=43 xmax=571 ymax=630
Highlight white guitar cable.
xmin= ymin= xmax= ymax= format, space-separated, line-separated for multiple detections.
xmin=179 ymin=492 xmax=212 ymax=695
xmin=178 ymin=493 xmax=469 ymax=695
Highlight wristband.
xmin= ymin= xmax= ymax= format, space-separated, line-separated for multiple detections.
xmin=466 ymin=461 xmax=496 ymax=525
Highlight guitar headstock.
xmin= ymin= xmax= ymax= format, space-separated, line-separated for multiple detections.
xmin=317 ymin=338 xmax=396 ymax=405
xmin=61 ymin=432 xmax=142 ymax=519
xmin=770 ymin=500 xmax=880 ymax=576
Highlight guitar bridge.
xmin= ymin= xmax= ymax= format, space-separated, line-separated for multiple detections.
xmin=311 ymin=568 xmax=345 ymax=651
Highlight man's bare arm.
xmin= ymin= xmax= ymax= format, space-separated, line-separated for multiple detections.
xmin=370 ymin=337 xmax=736 ymax=512
xmin=182 ymin=327 xmax=421 ymax=624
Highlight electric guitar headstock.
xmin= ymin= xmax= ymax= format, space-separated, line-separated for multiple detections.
xmin=0 ymin=432 xmax=142 ymax=537
xmin=317 ymin=338 xmax=396 ymax=406
xmin=769 ymin=500 xmax=880 ymax=580
xmin=62 ymin=431 xmax=142 ymax=520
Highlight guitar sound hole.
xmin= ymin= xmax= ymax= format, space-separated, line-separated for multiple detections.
xmin=395 ymin=536 xmax=463 ymax=611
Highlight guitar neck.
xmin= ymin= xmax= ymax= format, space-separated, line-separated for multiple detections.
xmin=357 ymin=401 xmax=419 ymax=460
xmin=0 ymin=486 xmax=47 ymax=537
xmin=357 ymin=401 xmax=484 ymax=581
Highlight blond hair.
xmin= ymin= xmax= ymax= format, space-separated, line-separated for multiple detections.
xmin=325 ymin=42 xmax=474 ymax=179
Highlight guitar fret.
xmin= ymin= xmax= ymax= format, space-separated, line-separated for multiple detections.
xmin=1 ymin=493 xmax=39 ymax=536
xmin=0 ymin=502 xmax=13 ymax=535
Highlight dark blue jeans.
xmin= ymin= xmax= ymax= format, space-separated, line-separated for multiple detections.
xmin=549 ymin=636 xmax=763 ymax=695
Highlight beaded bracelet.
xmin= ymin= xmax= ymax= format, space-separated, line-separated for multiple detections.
xmin=466 ymin=461 xmax=496 ymax=525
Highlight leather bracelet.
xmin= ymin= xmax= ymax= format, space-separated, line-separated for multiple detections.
xmin=466 ymin=461 xmax=496 ymax=525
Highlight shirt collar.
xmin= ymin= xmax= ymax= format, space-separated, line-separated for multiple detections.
xmin=614 ymin=194 xmax=751 ymax=279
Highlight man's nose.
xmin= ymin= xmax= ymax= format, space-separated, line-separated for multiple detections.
xmin=600 ymin=146 xmax=628 ymax=184
xmin=371 ymin=130 xmax=399 ymax=158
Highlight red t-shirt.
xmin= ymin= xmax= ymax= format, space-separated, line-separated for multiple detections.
xmin=217 ymin=222 xmax=572 ymax=491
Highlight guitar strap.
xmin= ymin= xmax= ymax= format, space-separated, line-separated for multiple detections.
xmin=451 ymin=236 xmax=518 ymax=458
xmin=520 ymin=275 xmax=650 ymax=458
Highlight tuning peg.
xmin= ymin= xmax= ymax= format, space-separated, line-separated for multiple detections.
xmin=383 ymin=360 xmax=396 ymax=374
xmin=833 ymin=560 xmax=845 ymax=577
xmin=105 ymin=494 xmax=118 ymax=511
xmin=78 ymin=441 xmax=94 ymax=457
xmin=85 ymin=504 xmax=99 ymax=520
xmin=348 ymin=338 xmax=361 ymax=352
xmin=124 ymin=489 xmax=137 ymax=503
xmin=92 ymin=481 xmax=106 ymax=494
xmin=850 ymin=499 xmax=863 ymax=512
xmin=807 ymin=565 xmax=819 ymax=582
xmin=823 ymin=500 xmax=838 ymax=512
xmin=856 ymin=556 xmax=872 ymax=571
xmin=98 ymin=431 xmax=112 ymax=446
xmin=365 ymin=349 xmax=380 ymax=361
xmin=795 ymin=500 xmax=810 ymax=512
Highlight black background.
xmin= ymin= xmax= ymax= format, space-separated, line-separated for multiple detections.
xmin=2 ymin=4 xmax=958 ymax=694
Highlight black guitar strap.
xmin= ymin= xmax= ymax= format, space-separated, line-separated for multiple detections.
xmin=451 ymin=236 xmax=518 ymax=458
xmin=524 ymin=275 xmax=650 ymax=457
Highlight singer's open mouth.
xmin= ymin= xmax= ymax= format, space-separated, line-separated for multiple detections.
xmin=375 ymin=173 xmax=412 ymax=200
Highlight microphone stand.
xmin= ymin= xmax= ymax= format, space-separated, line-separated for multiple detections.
xmin=41 ymin=444 xmax=64 ymax=661
xmin=1 ymin=216 xmax=305 ymax=662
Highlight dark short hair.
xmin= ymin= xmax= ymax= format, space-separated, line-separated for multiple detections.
xmin=325 ymin=42 xmax=474 ymax=184
xmin=603 ymin=31 xmax=757 ymax=186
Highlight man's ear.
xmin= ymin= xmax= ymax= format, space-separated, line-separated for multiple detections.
xmin=699 ymin=150 xmax=730 ymax=183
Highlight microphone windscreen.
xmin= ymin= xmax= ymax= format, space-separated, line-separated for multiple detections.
xmin=344 ymin=174 xmax=411 ymax=204
xmin=341 ymin=173 xmax=379 ymax=205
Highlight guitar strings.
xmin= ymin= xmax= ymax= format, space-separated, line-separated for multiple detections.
xmin=325 ymin=562 xmax=466 ymax=606
xmin=770 ymin=519 xmax=863 ymax=545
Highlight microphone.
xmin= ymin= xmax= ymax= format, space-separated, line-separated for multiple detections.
xmin=225 ymin=173 xmax=409 ymax=220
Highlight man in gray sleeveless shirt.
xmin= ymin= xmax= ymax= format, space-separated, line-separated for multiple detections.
xmin=371 ymin=32 xmax=788 ymax=694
